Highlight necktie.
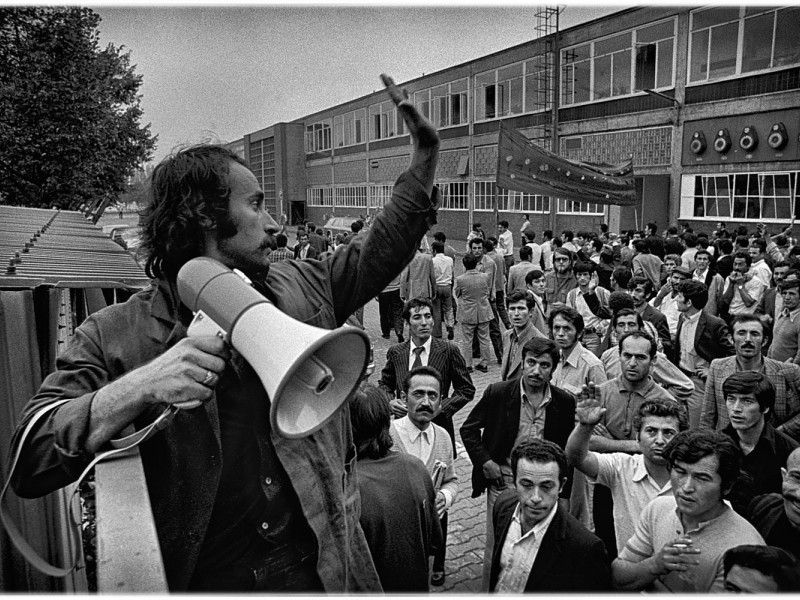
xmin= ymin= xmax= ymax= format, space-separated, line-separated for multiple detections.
xmin=781 ymin=308 xmax=791 ymax=319
xmin=412 ymin=346 xmax=424 ymax=370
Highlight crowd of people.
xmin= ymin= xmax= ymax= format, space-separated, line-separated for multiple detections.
xmin=362 ymin=217 xmax=800 ymax=592
xmin=6 ymin=71 xmax=800 ymax=594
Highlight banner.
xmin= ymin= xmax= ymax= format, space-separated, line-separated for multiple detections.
xmin=496 ymin=121 xmax=637 ymax=207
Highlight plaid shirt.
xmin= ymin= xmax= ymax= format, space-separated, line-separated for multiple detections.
xmin=269 ymin=247 xmax=294 ymax=263
xmin=701 ymin=355 xmax=800 ymax=441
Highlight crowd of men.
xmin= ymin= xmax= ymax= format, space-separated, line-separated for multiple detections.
xmin=369 ymin=217 xmax=800 ymax=592
xmin=6 ymin=71 xmax=800 ymax=593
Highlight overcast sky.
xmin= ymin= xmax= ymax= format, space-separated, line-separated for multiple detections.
xmin=91 ymin=3 xmax=623 ymax=164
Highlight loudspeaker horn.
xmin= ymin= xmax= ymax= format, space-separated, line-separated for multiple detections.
xmin=177 ymin=257 xmax=370 ymax=438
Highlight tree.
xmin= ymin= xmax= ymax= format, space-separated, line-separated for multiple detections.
xmin=0 ymin=7 xmax=157 ymax=210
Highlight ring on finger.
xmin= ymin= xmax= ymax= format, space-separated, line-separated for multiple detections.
xmin=201 ymin=370 xmax=216 ymax=387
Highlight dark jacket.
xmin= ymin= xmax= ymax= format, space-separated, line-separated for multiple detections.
xmin=489 ymin=489 xmax=611 ymax=592
xmin=293 ymin=243 xmax=318 ymax=260
xmin=379 ymin=337 xmax=475 ymax=453
xmin=640 ymin=303 xmax=673 ymax=358
xmin=673 ymin=310 xmax=734 ymax=365
xmin=460 ymin=378 xmax=575 ymax=498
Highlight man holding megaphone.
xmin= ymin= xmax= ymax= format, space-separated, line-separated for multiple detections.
xmin=8 ymin=74 xmax=440 ymax=592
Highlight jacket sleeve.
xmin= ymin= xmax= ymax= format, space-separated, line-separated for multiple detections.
xmin=11 ymin=318 xmax=114 ymax=497
xmin=378 ymin=348 xmax=399 ymax=398
xmin=699 ymin=365 xmax=719 ymax=429
xmin=459 ymin=385 xmax=494 ymax=471
xmin=776 ymin=363 xmax=800 ymax=440
xmin=327 ymin=172 xmax=439 ymax=325
xmin=441 ymin=344 xmax=476 ymax=418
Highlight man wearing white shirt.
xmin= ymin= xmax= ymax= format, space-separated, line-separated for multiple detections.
xmin=489 ymin=439 xmax=611 ymax=592
xmin=652 ymin=266 xmax=691 ymax=340
xmin=390 ymin=366 xmax=458 ymax=587
xmin=749 ymin=240 xmax=773 ymax=288
xmin=720 ymin=252 xmax=768 ymax=318
xmin=523 ymin=231 xmax=542 ymax=268
xmin=497 ymin=220 xmax=515 ymax=275
xmin=431 ymin=241 xmax=455 ymax=339
xmin=566 ymin=397 xmax=688 ymax=555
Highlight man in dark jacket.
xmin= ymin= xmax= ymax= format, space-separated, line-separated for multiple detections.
xmin=461 ymin=337 xmax=575 ymax=590
xmin=489 ymin=439 xmax=610 ymax=592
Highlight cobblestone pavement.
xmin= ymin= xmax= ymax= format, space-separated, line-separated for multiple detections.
xmin=362 ymin=293 xmax=498 ymax=594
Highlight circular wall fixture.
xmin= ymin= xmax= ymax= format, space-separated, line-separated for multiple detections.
xmin=690 ymin=131 xmax=707 ymax=155
xmin=739 ymin=126 xmax=758 ymax=152
xmin=714 ymin=128 xmax=732 ymax=154
xmin=768 ymin=123 xmax=788 ymax=150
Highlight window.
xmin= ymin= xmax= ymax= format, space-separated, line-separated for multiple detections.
xmin=557 ymin=199 xmax=604 ymax=215
xmin=475 ymin=63 xmax=523 ymax=120
xmin=689 ymin=7 xmax=800 ymax=83
xmin=475 ymin=181 xmax=550 ymax=212
xmin=414 ymin=79 xmax=468 ymax=128
xmin=307 ymin=187 xmax=333 ymax=207
xmin=335 ymin=186 xmax=367 ymax=208
xmin=369 ymin=100 xmax=405 ymax=141
xmin=333 ymin=109 xmax=366 ymax=148
xmin=438 ymin=182 xmax=469 ymax=210
xmin=561 ymin=18 xmax=676 ymax=106
xmin=682 ymin=172 xmax=800 ymax=221
xmin=369 ymin=185 xmax=393 ymax=209
xmin=305 ymin=120 xmax=332 ymax=153
xmin=524 ymin=54 xmax=552 ymax=113
xmin=474 ymin=181 xmax=495 ymax=211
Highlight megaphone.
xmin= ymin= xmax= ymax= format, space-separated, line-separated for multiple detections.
xmin=177 ymin=257 xmax=370 ymax=438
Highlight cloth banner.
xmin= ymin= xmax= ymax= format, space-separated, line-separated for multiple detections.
xmin=496 ymin=122 xmax=637 ymax=206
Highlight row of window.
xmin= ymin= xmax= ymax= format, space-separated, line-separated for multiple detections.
xmin=307 ymin=181 xmax=603 ymax=215
xmin=307 ymin=185 xmax=393 ymax=209
xmin=305 ymin=7 xmax=800 ymax=154
xmin=680 ymin=171 xmax=800 ymax=222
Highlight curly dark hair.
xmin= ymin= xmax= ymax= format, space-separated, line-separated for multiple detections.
xmin=139 ymin=144 xmax=248 ymax=280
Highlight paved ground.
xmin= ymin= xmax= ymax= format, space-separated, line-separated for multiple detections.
xmin=363 ymin=296 xmax=498 ymax=593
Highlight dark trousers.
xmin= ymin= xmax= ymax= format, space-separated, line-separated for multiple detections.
xmin=378 ymin=289 xmax=404 ymax=337
xmin=495 ymin=291 xmax=511 ymax=329
xmin=592 ymin=483 xmax=617 ymax=560
xmin=433 ymin=512 xmax=448 ymax=572
xmin=188 ymin=542 xmax=322 ymax=592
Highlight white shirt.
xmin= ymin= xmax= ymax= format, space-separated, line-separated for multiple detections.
xmin=408 ymin=336 xmax=432 ymax=368
xmin=750 ymin=260 xmax=772 ymax=288
xmin=496 ymin=502 xmax=558 ymax=593
xmin=654 ymin=293 xmax=681 ymax=338
xmin=432 ymin=253 xmax=453 ymax=286
xmin=593 ymin=453 xmax=673 ymax=552
xmin=391 ymin=415 xmax=434 ymax=466
xmin=526 ymin=242 xmax=542 ymax=267
xmin=498 ymin=229 xmax=514 ymax=258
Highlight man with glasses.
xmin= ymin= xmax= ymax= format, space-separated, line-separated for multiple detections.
xmin=544 ymin=247 xmax=578 ymax=306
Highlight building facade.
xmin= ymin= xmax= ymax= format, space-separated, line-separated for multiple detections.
xmin=229 ymin=6 xmax=800 ymax=240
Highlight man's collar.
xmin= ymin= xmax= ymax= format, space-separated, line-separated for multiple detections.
xmin=562 ymin=342 xmax=583 ymax=366
xmin=512 ymin=497 xmax=559 ymax=538
xmin=512 ymin=321 xmax=533 ymax=339
xmin=616 ymin=374 xmax=655 ymax=394
xmin=396 ymin=415 xmax=432 ymax=441
xmin=521 ymin=379 xmax=551 ymax=403
xmin=411 ymin=336 xmax=432 ymax=353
